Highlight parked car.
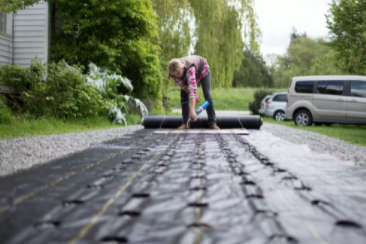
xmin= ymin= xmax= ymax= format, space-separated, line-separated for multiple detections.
xmin=258 ymin=95 xmax=271 ymax=115
xmin=285 ymin=76 xmax=366 ymax=126
xmin=265 ymin=92 xmax=287 ymax=121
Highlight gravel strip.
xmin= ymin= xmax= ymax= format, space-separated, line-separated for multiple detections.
xmin=261 ymin=123 xmax=366 ymax=165
xmin=0 ymin=125 xmax=143 ymax=177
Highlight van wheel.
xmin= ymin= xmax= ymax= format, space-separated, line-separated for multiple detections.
xmin=294 ymin=110 xmax=313 ymax=126
xmin=274 ymin=111 xmax=285 ymax=121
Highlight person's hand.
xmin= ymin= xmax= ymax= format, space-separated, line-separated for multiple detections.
xmin=189 ymin=109 xmax=197 ymax=121
xmin=195 ymin=96 xmax=202 ymax=103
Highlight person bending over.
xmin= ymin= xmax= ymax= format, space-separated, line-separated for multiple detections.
xmin=168 ymin=55 xmax=220 ymax=130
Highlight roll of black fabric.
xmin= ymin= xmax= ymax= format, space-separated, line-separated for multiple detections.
xmin=142 ymin=116 xmax=262 ymax=129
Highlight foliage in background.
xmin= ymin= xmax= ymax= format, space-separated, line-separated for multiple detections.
xmin=248 ymin=88 xmax=273 ymax=115
xmin=0 ymin=94 xmax=14 ymax=124
xmin=0 ymin=60 xmax=148 ymax=125
xmin=1 ymin=0 xmax=164 ymax=109
xmin=233 ymin=50 xmax=273 ymax=88
xmin=326 ymin=0 xmax=366 ymax=75
xmin=152 ymin=0 xmax=261 ymax=90
xmin=267 ymin=28 xmax=345 ymax=88
xmin=86 ymin=62 xmax=148 ymax=125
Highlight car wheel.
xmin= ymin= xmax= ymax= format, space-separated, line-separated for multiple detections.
xmin=294 ymin=110 xmax=313 ymax=126
xmin=274 ymin=111 xmax=285 ymax=121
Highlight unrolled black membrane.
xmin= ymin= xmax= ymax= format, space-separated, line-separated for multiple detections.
xmin=142 ymin=116 xmax=262 ymax=129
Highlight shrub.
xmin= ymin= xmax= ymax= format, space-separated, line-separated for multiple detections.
xmin=0 ymin=95 xmax=14 ymax=124
xmin=0 ymin=60 xmax=148 ymax=125
xmin=86 ymin=62 xmax=148 ymax=125
xmin=0 ymin=59 xmax=45 ymax=92
xmin=21 ymin=61 xmax=108 ymax=119
xmin=249 ymin=88 xmax=273 ymax=115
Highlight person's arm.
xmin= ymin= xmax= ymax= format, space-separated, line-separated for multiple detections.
xmin=187 ymin=67 xmax=198 ymax=121
xmin=183 ymin=73 xmax=201 ymax=102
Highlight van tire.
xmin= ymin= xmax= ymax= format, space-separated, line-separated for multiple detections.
xmin=294 ymin=110 xmax=313 ymax=126
xmin=273 ymin=111 xmax=285 ymax=121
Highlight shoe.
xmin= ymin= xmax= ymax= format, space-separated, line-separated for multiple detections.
xmin=177 ymin=124 xmax=189 ymax=130
xmin=209 ymin=123 xmax=220 ymax=130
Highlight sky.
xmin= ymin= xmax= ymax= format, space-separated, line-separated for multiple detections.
xmin=253 ymin=0 xmax=332 ymax=58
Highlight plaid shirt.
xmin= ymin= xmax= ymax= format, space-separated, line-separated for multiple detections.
xmin=174 ymin=59 xmax=210 ymax=98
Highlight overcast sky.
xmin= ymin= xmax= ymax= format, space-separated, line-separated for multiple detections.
xmin=254 ymin=0 xmax=332 ymax=57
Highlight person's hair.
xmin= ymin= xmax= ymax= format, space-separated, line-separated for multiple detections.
xmin=168 ymin=59 xmax=184 ymax=79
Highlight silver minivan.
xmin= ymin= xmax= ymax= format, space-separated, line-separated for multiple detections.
xmin=285 ymin=76 xmax=366 ymax=126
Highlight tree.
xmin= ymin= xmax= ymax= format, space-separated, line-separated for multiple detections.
xmin=233 ymin=51 xmax=273 ymax=88
xmin=271 ymin=36 xmax=334 ymax=87
xmin=326 ymin=0 xmax=366 ymax=75
xmin=152 ymin=0 xmax=261 ymax=89
xmin=1 ymin=0 xmax=163 ymax=101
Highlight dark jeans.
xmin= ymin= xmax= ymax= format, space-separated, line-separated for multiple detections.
xmin=181 ymin=72 xmax=216 ymax=125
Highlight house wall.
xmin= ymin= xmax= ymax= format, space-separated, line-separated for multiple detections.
xmin=13 ymin=1 xmax=49 ymax=68
xmin=0 ymin=13 xmax=14 ymax=65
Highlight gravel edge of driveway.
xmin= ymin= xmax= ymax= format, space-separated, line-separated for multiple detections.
xmin=261 ymin=123 xmax=366 ymax=165
xmin=0 ymin=125 xmax=143 ymax=177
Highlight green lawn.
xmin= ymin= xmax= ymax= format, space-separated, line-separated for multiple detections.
xmin=262 ymin=117 xmax=366 ymax=146
xmin=0 ymin=115 xmax=141 ymax=140
xmin=166 ymin=88 xmax=256 ymax=110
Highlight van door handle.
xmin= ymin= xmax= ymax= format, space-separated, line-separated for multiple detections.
xmin=338 ymin=99 xmax=345 ymax=102
xmin=350 ymin=99 xmax=358 ymax=103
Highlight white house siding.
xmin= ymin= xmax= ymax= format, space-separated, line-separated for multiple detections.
xmin=13 ymin=1 xmax=49 ymax=68
xmin=0 ymin=13 xmax=14 ymax=65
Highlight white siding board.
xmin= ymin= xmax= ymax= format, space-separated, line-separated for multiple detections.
xmin=0 ymin=36 xmax=12 ymax=46
xmin=14 ymin=54 xmax=45 ymax=59
xmin=0 ymin=34 xmax=12 ymax=65
xmin=0 ymin=45 xmax=12 ymax=53
xmin=14 ymin=1 xmax=48 ymax=67
xmin=15 ymin=48 xmax=44 ymax=53
xmin=0 ymin=56 xmax=12 ymax=65
xmin=15 ymin=15 xmax=46 ymax=20
xmin=0 ymin=49 xmax=12 ymax=57
xmin=14 ymin=42 xmax=45 ymax=48
xmin=14 ymin=31 xmax=45 ymax=37
xmin=15 ymin=26 xmax=45 ymax=31
xmin=16 ymin=9 xmax=46 ymax=15
xmin=15 ymin=20 xmax=45 ymax=26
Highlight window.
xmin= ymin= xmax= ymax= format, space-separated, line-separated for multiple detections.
xmin=317 ymin=81 xmax=327 ymax=94
xmin=273 ymin=94 xmax=287 ymax=102
xmin=295 ymin=81 xmax=314 ymax=93
xmin=317 ymin=81 xmax=344 ymax=95
xmin=0 ymin=11 xmax=6 ymax=33
xmin=350 ymin=81 xmax=366 ymax=98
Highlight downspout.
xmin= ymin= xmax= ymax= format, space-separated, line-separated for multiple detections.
xmin=12 ymin=13 xmax=14 ymax=64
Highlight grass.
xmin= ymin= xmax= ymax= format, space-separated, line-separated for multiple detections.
xmin=166 ymin=87 xmax=287 ymax=110
xmin=0 ymin=114 xmax=142 ymax=140
xmin=167 ymin=87 xmax=255 ymax=110
xmin=262 ymin=117 xmax=366 ymax=146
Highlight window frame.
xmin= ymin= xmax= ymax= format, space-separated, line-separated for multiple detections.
xmin=0 ymin=11 xmax=6 ymax=33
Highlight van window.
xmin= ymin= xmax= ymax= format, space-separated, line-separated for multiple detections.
xmin=350 ymin=81 xmax=366 ymax=98
xmin=272 ymin=94 xmax=287 ymax=102
xmin=295 ymin=81 xmax=313 ymax=93
xmin=317 ymin=81 xmax=344 ymax=95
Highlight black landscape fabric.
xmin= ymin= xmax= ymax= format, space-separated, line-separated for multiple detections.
xmin=142 ymin=115 xmax=262 ymax=129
